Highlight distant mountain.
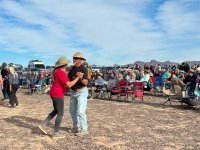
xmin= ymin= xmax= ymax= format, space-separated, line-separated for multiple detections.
xmin=187 ymin=61 xmax=200 ymax=67
xmin=129 ymin=60 xmax=200 ymax=67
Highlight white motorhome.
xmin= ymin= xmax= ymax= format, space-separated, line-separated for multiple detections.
xmin=28 ymin=60 xmax=45 ymax=70
xmin=91 ymin=66 xmax=101 ymax=72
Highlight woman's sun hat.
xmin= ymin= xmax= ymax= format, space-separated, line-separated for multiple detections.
xmin=55 ymin=57 xmax=71 ymax=68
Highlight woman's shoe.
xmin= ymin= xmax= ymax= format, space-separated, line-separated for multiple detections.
xmin=38 ymin=125 xmax=48 ymax=135
xmin=51 ymin=132 xmax=66 ymax=139
xmin=6 ymin=103 xmax=14 ymax=108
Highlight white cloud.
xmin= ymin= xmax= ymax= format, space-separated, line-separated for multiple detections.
xmin=0 ymin=0 xmax=199 ymax=65
xmin=156 ymin=0 xmax=200 ymax=37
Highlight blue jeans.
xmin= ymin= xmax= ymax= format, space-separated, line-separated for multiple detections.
xmin=70 ymin=88 xmax=88 ymax=131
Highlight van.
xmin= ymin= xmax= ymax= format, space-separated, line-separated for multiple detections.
xmin=28 ymin=60 xmax=45 ymax=70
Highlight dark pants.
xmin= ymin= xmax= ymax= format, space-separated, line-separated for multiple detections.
xmin=9 ymin=84 xmax=19 ymax=107
xmin=45 ymin=97 xmax=64 ymax=133
xmin=2 ymin=80 xmax=9 ymax=99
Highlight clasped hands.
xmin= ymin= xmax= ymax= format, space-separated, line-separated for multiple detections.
xmin=76 ymin=72 xmax=84 ymax=79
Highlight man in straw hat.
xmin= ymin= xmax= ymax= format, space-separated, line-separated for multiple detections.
xmin=68 ymin=52 xmax=89 ymax=136
xmin=39 ymin=57 xmax=83 ymax=139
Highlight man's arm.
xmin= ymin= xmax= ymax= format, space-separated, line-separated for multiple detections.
xmin=81 ymin=79 xmax=88 ymax=86
xmin=81 ymin=66 xmax=88 ymax=86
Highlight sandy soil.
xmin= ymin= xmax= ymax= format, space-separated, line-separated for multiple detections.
xmin=0 ymin=89 xmax=200 ymax=150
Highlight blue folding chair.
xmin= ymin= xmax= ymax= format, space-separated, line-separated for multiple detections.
xmin=154 ymin=77 xmax=163 ymax=91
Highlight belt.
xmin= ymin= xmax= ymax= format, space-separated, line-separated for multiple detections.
xmin=72 ymin=86 xmax=87 ymax=93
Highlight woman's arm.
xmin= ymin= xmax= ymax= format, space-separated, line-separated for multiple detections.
xmin=67 ymin=72 xmax=83 ymax=88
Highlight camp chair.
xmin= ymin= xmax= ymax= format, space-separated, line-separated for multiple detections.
xmin=31 ymin=79 xmax=46 ymax=94
xmin=109 ymin=85 xmax=120 ymax=100
xmin=94 ymin=85 xmax=109 ymax=99
xmin=132 ymin=82 xmax=144 ymax=102
xmin=109 ymin=81 xmax=128 ymax=100
xmin=181 ymin=83 xmax=200 ymax=107
xmin=118 ymin=81 xmax=130 ymax=100
xmin=162 ymin=82 xmax=183 ymax=105
xmin=153 ymin=77 xmax=163 ymax=91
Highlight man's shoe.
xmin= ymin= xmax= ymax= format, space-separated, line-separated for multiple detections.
xmin=38 ymin=125 xmax=48 ymax=135
xmin=68 ymin=127 xmax=79 ymax=133
xmin=75 ymin=130 xmax=89 ymax=136
xmin=51 ymin=132 xmax=66 ymax=139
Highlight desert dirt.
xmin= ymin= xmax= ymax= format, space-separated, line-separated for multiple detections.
xmin=0 ymin=89 xmax=200 ymax=150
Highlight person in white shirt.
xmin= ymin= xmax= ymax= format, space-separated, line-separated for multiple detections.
xmin=140 ymin=70 xmax=150 ymax=82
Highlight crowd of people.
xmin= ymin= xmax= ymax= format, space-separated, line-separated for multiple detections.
xmin=1 ymin=58 xmax=200 ymax=138
xmin=90 ymin=63 xmax=200 ymax=95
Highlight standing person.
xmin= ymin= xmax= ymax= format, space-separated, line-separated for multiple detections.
xmin=0 ymin=74 xmax=3 ymax=94
xmin=68 ymin=52 xmax=89 ymax=136
xmin=8 ymin=66 xmax=19 ymax=108
xmin=1 ymin=63 xmax=10 ymax=100
xmin=38 ymin=57 xmax=83 ymax=138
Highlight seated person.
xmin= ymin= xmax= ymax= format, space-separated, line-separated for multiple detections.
xmin=107 ymin=76 xmax=118 ymax=91
xmin=117 ymin=73 xmax=124 ymax=81
xmin=174 ymin=69 xmax=184 ymax=79
xmin=163 ymin=75 xmax=186 ymax=95
xmin=126 ymin=71 xmax=136 ymax=85
xmin=165 ymin=70 xmax=197 ymax=96
xmin=95 ymin=75 xmax=107 ymax=86
xmin=183 ymin=70 xmax=197 ymax=92
xmin=162 ymin=67 xmax=171 ymax=82
xmin=140 ymin=70 xmax=150 ymax=82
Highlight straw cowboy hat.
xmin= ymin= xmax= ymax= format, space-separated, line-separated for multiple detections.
xmin=55 ymin=57 xmax=71 ymax=68
xmin=73 ymin=52 xmax=86 ymax=60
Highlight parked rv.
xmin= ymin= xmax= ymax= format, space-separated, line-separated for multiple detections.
xmin=28 ymin=60 xmax=45 ymax=70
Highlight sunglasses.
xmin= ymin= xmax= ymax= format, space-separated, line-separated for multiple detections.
xmin=73 ymin=57 xmax=80 ymax=60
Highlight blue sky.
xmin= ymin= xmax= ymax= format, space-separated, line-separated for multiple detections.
xmin=0 ymin=0 xmax=200 ymax=67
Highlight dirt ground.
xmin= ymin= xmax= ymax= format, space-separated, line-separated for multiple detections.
xmin=0 ymin=89 xmax=200 ymax=150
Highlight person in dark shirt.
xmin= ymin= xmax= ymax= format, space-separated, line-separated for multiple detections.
xmin=183 ymin=70 xmax=197 ymax=92
xmin=179 ymin=62 xmax=190 ymax=73
xmin=68 ymin=52 xmax=89 ymax=136
xmin=1 ymin=63 xmax=10 ymax=100
xmin=68 ymin=64 xmax=88 ymax=91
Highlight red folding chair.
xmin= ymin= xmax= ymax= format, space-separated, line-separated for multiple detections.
xmin=132 ymin=82 xmax=144 ymax=102
xmin=118 ymin=81 xmax=129 ymax=100
xmin=110 ymin=81 xmax=128 ymax=100
xmin=118 ymin=81 xmax=127 ymax=87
